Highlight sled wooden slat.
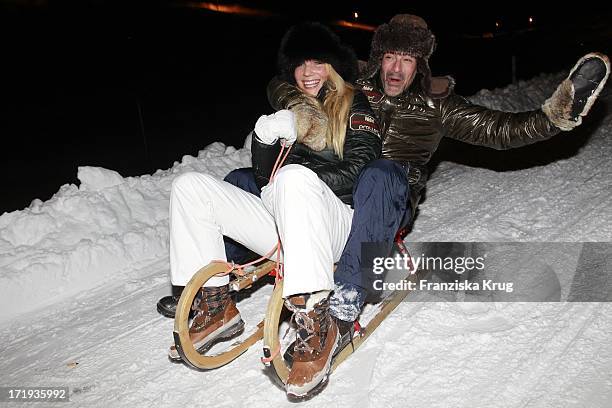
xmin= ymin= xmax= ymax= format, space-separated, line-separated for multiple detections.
xmin=231 ymin=261 xmax=276 ymax=292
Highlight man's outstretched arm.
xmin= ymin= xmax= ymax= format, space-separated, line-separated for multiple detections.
xmin=441 ymin=53 xmax=610 ymax=149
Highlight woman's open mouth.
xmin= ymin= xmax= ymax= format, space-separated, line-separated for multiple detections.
xmin=302 ymin=79 xmax=321 ymax=89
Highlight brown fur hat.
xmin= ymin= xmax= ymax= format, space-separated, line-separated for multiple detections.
xmin=363 ymin=14 xmax=453 ymax=98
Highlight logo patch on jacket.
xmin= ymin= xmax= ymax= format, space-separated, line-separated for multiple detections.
xmin=361 ymin=89 xmax=384 ymax=104
xmin=349 ymin=113 xmax=380 ymax=137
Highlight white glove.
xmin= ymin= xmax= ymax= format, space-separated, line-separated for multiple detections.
xmin=254 ymin=109 xmax=297 ymax=146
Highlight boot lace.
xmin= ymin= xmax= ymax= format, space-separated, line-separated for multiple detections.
xmin=190 ymin=287 xmax=228 ymax=331
xmin=293 ymin=311 xmax=316 ymax=354
xmin=292 ymin=300 xmax=329 ymax=355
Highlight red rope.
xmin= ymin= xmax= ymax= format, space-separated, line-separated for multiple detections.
xmin=269 ymin=140 xmax=292 ymax=182
xmin=212 ymin=140 xmax=292 ymax=278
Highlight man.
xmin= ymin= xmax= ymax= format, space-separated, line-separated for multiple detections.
xmin=266 ymin=14 xmax=610 ymax=328
xmin=159 ymin=14 xmax=610 ymax=350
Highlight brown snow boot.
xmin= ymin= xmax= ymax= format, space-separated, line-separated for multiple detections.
xmin=284 ymin=292 xmax=339 ymax=400
xmin=168 ymin=284 xmax=244 ymax=360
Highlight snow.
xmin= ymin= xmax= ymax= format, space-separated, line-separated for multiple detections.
xmin=1 ymin=73 xmax=611 ymax=407
xmin=0 ymin=143 xmax=251 ymax=322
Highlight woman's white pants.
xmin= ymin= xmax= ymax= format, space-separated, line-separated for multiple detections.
xmin=169 ymin=164 xmax=354 ymax=298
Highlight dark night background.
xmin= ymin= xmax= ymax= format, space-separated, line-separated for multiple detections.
xmin=1 ymin=0 xmax=611 ymax=213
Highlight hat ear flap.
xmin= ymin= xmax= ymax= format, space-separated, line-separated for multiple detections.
xmin=417 ymin=58 xmax=431 ymax=95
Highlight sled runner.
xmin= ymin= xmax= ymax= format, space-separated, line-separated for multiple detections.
xmin=172 ymin=230 xmax=425 ymax=382
xmin=172 ymin=259 xmax=277 ymax=370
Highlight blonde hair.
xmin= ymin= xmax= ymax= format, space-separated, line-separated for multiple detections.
xmin=322 ymin=64 xmax=355 ymax=159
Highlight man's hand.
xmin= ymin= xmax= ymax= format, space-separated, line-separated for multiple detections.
xmin=291 ymin=100 xmax=328 ymax=151
xmin=254 ymin=110 xmax=297 ymax=145
xmin=543 ymin=52 xmax=610 ymax=131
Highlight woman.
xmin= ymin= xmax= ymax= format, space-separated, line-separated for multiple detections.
xmin=167 ymin=22 xmax=381 ymax=398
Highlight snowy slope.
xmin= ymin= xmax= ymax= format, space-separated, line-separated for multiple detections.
xmin=1 ymin=73 xmax=611 ymax=407
xmin=0 ymin=144 xmax=251 ymax=322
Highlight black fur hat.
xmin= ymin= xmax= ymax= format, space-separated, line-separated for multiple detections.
xmin=363 ymin=14 xmax=452 ymax=97
xmin=277 ymin=22 xmax=358 ymax=84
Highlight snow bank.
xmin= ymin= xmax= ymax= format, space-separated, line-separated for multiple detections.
xmin=0 ymin=143 xmax=250 ymax=323
xmin=468 ymin=72 xmax=566 ymax=111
